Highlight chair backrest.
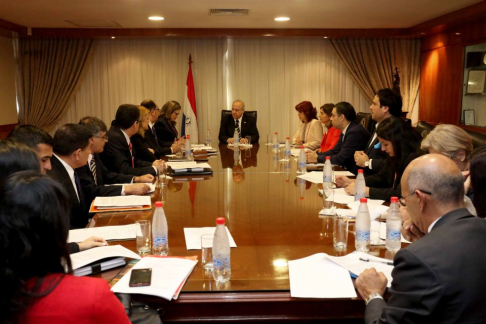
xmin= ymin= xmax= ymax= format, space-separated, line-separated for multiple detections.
xmin=464 ymin=129 xmax=486 ymax=149
xmin=356 ymin=112 xmax=375 ymax=133
xmin=415 ymin=121 xmax=435 ymax=139
xmin=221 ymin=110 xmax=257 ymax=122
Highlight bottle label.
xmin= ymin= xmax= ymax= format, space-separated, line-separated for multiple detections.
xmin=386 ymin=229 xmax=401 ymax=241
xmin=153 ymin=236 xmax=168 ymax=246
xmin=213 ymin=257 xmax=230 ymax=270
xmin=356 ymin=230 xmax=370 ymax=241
xmin=324 ymin=175 xmax=332 ymax=182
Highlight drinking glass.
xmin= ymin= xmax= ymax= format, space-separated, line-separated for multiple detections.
xmin=333 ymin=215 xmax=348 ymax=251
xmin=136 ymin=220 xmax=151 ymax=255
xmin=201 ymin=234 xmax=214 ymax=270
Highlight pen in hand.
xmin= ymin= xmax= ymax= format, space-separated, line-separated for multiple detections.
xmin=359 ymin=257 xmax=393 ymax=266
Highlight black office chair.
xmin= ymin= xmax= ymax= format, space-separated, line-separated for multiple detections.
xmin=415 ymin=121 xmax=435 ymax=139
xmin=221 ymin=110 xmax=257 ymax=122
xmin=356 ymin=112 xmax=375 ymax=133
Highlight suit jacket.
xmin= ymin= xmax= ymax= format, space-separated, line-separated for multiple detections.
xmin=131 ymin=133 xmax=157 ymax=163
xmin=366 ymin=151 xmax=423 ymax=201
xmin=355 ymin=127 xmax=388 ymax=175
xmin=293 ymin=119 xmax=323 ymax=150
xmin=366 ymin=208 xmax=486 ymax=323
xmin=76 ymin=153 xmax=134 ymax=205
xmin=100 ymin=126 xmax=156 ymax=176
xmin=218 ymin=114 xmax=260 ymax=144
xmin=145 ymin=125 xmax=172 ymax=158
xmin=317 ymin=122 xmax=370 ymax=171
xmin=47 ymin=155 xmax=89 ymax=229
xmin=154 ymin=117 xmax=179 ymax=148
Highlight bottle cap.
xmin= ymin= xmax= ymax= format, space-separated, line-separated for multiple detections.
xmin=286 ymin=137 xmax=290 ymax=139
xmin=326 ymin=156 xmax=330 ymax=160
xmin=216 ymin=217 xmax=225 ymax=225
xmin=358 ymin=169 xmax=364 ymax=173
xmin=301 ymin=146 xmax=305 ymax=149
xmin=186 ymin=135 xmax=190 ymax=139
xmin=155 ymin=201 xmax=163 ymax=207
xmin=390 ymin=197 xmax=399 ymax=203
xmin=275 ymin=132 xmax=278 ymax=134
xmin=360 ymin=197 xmax=367 ymax=203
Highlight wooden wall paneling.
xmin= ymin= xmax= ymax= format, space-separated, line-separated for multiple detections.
xmin=0 ymin=123 xmax=18 ymax=139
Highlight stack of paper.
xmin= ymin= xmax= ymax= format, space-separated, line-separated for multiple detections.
xmin=192 ymin=144 xmax=218 ymax=155
xmin=90 ymin=196 xmax=152 ymax=213
xmin=167 ymin=162 xmax=212 ymax=173
xmin=228 ymin=143 xmax=252 ymax=148
xmin=183 ymin=227 xmax=237 ymax=250
xmin=111 ymin=256 xmax=198 ymax=301
xmin=68 ymin=224 xmax=138 ymax=243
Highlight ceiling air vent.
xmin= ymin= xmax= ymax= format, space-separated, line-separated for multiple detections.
xmin=65 ymin=20 xmax=123 ymax=28
xmin=209 ymin=9 xmax=250 ymax=16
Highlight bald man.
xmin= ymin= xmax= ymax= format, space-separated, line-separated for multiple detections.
xmin=356 ymin=154 xmax=486 ymax=323
xmin=218 ymin=100 xmax=259 ymax=144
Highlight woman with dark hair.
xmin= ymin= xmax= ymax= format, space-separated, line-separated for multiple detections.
xmin=336 ymin=117 xmax=423 ymax=200
xmin=317 ymin=103 xmax=341 ymax=153
xmin=154 ymin=100 xmax=185 ymax=148
xmin=292 ymin=101 xmax=323 ymax=150
xmin=131 ymin=106 xmax=157 ymax=162
xmin=0 ymin=171 xmax=129 ymax=323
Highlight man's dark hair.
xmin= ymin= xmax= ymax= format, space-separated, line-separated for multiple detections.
xmin=0 ymin=140 xmax=40 ymax=183
xmin=79 ymin=116 xmax=107 ymax=136
xmin=376 ymin=88 xmax=402 ymax=118
xmin=53 ymin=124 xmax=92 ymax=156
xmin=7 ymin=124 xmax=54 ymax=149
xmin=334 ymin=102 xmax=357 ymax=122
xmin=114 ymin=104 xmax=140 ymax=129
xmin=140 ymin=99 xmax=157 ymax=111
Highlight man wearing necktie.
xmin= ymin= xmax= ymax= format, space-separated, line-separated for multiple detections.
xmin=218 ymin=100 xmax=260 ymax=144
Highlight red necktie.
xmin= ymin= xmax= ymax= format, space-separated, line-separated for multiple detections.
xmin=129 ymin=142 xmax=134 ymax=167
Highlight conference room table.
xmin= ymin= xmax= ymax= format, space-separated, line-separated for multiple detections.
xmin=90 ymin=143 xmax=401 ymax=323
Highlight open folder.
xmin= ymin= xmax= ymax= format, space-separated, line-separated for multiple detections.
xmin=89 ymin=196 xmax=152 ymax=213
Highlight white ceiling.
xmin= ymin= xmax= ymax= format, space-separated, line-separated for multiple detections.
xmin=0 ymin=0 xmax=482 ymax=29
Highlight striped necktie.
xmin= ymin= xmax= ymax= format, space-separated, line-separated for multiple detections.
xmin=235 ymin=119 xmax=241 ymax=138
xmin=90 ymin=158 xmax=97 ymax=186
xmin=129 ymin=142 xmax=134 ymax=167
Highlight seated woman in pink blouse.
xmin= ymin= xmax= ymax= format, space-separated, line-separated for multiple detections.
xmin=293 ymin=101 xmax=323 ymax=150
xmin=0 ymin=171 xmax=130 ymax=324
xmin=317 ymin=103 xmax=341 ymax=153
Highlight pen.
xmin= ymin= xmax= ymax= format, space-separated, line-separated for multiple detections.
xmin=359 ymin=257 xmax=393 ymax=266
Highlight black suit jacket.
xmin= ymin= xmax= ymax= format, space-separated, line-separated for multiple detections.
xmin=359 ymin=131 xmax=387 ymax=175
xmin=154 ymin=117 xmax=179 ymax=148
xmin=145 ymin=125 xmax=172 ymax=158
xmin=100 ymin=126 xmax=156 ymax=176
xmin=318 ymin=122 xmax=370 ymax=171
xmin=76 ymin=153 xmax=134 ymax=205
xmin=47 ymin=155 xmax=89 ymax=229
xmin=131 ymin=133 xmax=157 ymax=163
xmin=218 ymin=114 xmax=260 ymax=144
xmin=366 ymin=208 xmax=486 ymax=323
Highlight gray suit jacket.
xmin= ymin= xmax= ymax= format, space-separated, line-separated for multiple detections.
xmin=366 ymin=208 xmax=486 ymax=323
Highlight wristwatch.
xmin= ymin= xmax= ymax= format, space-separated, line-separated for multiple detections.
xmin=364 ymin=160 xmax=370 ymax=167
xmin=365 ymin=292 xmax=383 ymax=305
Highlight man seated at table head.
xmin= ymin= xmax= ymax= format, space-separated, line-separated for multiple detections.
xmin=47 ymin=124 xmax=93 ymax=229
xmin=219 ymin=99 xmax=259 ymax=144
xmin=7 ymin=124 xmax=54 ymax=174
xmin=77 ymin=116 xmax=152 ymax=204
xmin=354 ymin=88 xmax=402 ymax=175
xmin=356 ymin=154 xmax=486 ymax=324
xmin=306 ymin=102 xmax=370 ymax=171
xmin=100 ymin=104 xmax=162 ymax=176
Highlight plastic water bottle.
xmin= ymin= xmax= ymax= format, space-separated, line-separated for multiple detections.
xmin=284 ymin=137 xmax=291 ymax=160
xmin=152 ymin=201 xmax=169 ymax=255
xmin=386 ymin=197 xmax=402 ymax=252
xmin=272 ymin=132 xmax=278 ymax=152
xmin=355 ymin=197 xmax=371 ymax=252
xmin=185 ymin=134 xmax=193 ymax=161
xmin=298 ymin=146 xmax=306 ymax=173
xmin=212 ymin=217 xmax=231 ymax=283
xmin=355 ymin=169 xmax=366 ymax=201
xmin=205 ymin=129 xmax=211 ymax=146
xmin=233 ymin=128 xmax=239 ymax=147
xmin=323 ymin=156 xmax=333 ymax=184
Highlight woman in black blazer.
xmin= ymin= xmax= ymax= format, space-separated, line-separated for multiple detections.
xmin=131 ymin=106 xmax=157 ymax=163
xmin=154 ymin=100 xmax=182 ymax=147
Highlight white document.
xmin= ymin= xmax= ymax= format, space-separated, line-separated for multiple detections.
xmin=347 ymin=201 xmax=388 ymax=220
xmin=333 ymin=188 xmax=357 ymax=205
xmin=104 ymin=183 xmax=156 ymax=193
xmin=111 ymin=256 xmax=198 ymax=301
xmin=183 ymin=227 xmax=237 ymax=250
xmin=68 ymin=224 xmax=138 ymax=243
xmin=167 ymin=162 xmax=212 ymax=171
xmin=327 ymin=251 xmax=394 ymax=287
xmin=297 ymin=171 xmax=324 ymax=184
xmin=379 ymin=222 xmax=411 ymax=243
xmin=334 ymin=171 xmax=355 ymax=177
xmin=70 ymin=245 xmax=141 ymax=270
xmin=288 ymin=253 xmax=357 ymax=298
xmin=228 ymin=143 xmax=252 ymax=148
xmin=93 ymin=196 xmax=151 ymax=208
xmin=290 ymin=149 xmax=302 ymax=157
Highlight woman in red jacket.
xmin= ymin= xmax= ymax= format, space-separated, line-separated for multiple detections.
xmin=317 ymin=103 xmax=341 ymax=153
xmin=0 ymin=171 xmax=130 ymax=324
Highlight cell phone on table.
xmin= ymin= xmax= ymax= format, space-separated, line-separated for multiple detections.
xmin=129 ymin=268 xmax=152 ymax=287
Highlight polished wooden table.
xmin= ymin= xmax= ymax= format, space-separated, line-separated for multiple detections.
xmin=90 ymin=143 xmax=399 ymax=323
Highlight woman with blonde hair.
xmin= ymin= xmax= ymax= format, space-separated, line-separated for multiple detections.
xmin=131 ymin=106 xmax=157 ymax=162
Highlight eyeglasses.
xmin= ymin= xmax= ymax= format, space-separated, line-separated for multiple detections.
xmin=94 ymin=135 xmax=109 ymax=140
xmin=399 ymin=189 xmax=432 ymax=207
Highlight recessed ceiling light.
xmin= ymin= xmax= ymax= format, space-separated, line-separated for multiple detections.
xmin=149 ymin=16 xmax=164 ymax=21
xmin=455 ymin=32 xmax=461 ymax=35
xmin=111 ymin=36 xmax=116 ymax=39
xmin=275 ymin=17 xmax=290 ymax=22
xmin=263 ymin=34 xmax=275 ymax=37
xmin=323 ymin=36 xmax=328 ymax=39
xmin=420 ymin=32 xmax=426 ymax=35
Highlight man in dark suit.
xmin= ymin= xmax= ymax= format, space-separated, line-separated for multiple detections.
xmin=354 ymin=88 xmax=403 ymax=175
xmin=356 ymin=154 xmax=486 ymax=323
xmin=100 ymin=104 xmax=162 ymax=176
xmin=307 ymin=102 xmax=370 ymax=171
xmin=141 ymin=99 xmax=181 ymax=158
xmin=47 ymin=124 xmax=93 ymax=229
xmin=77 ymin=116 xmax=153 ymax=204
xmin=218 ymin=100 xmax=259 ymax=144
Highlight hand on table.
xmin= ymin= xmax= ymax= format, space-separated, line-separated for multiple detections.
xmin=125 ymin=183 xmax=151 ymax=195
xmin=134 ymin=174 xmax=154 ymax=183
xmin=356 ymin=268 xmax=387 ymax=300
xmin=335 ymin=176 xmax=352 ymax=188
xmin=344 ymin=181 xmax=355 ymax=195
xmin=78 ymin=236 xmax=107 ymax=251
xmin=354 ymin=151 xmax=369 ymax=167
xmin=306 ymin=151 xmax=318 ymax=163
xmin=227 ymin=138 xmax=235 ymax=144
xmin=294 ymin=139 xmax=304 ymax=146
